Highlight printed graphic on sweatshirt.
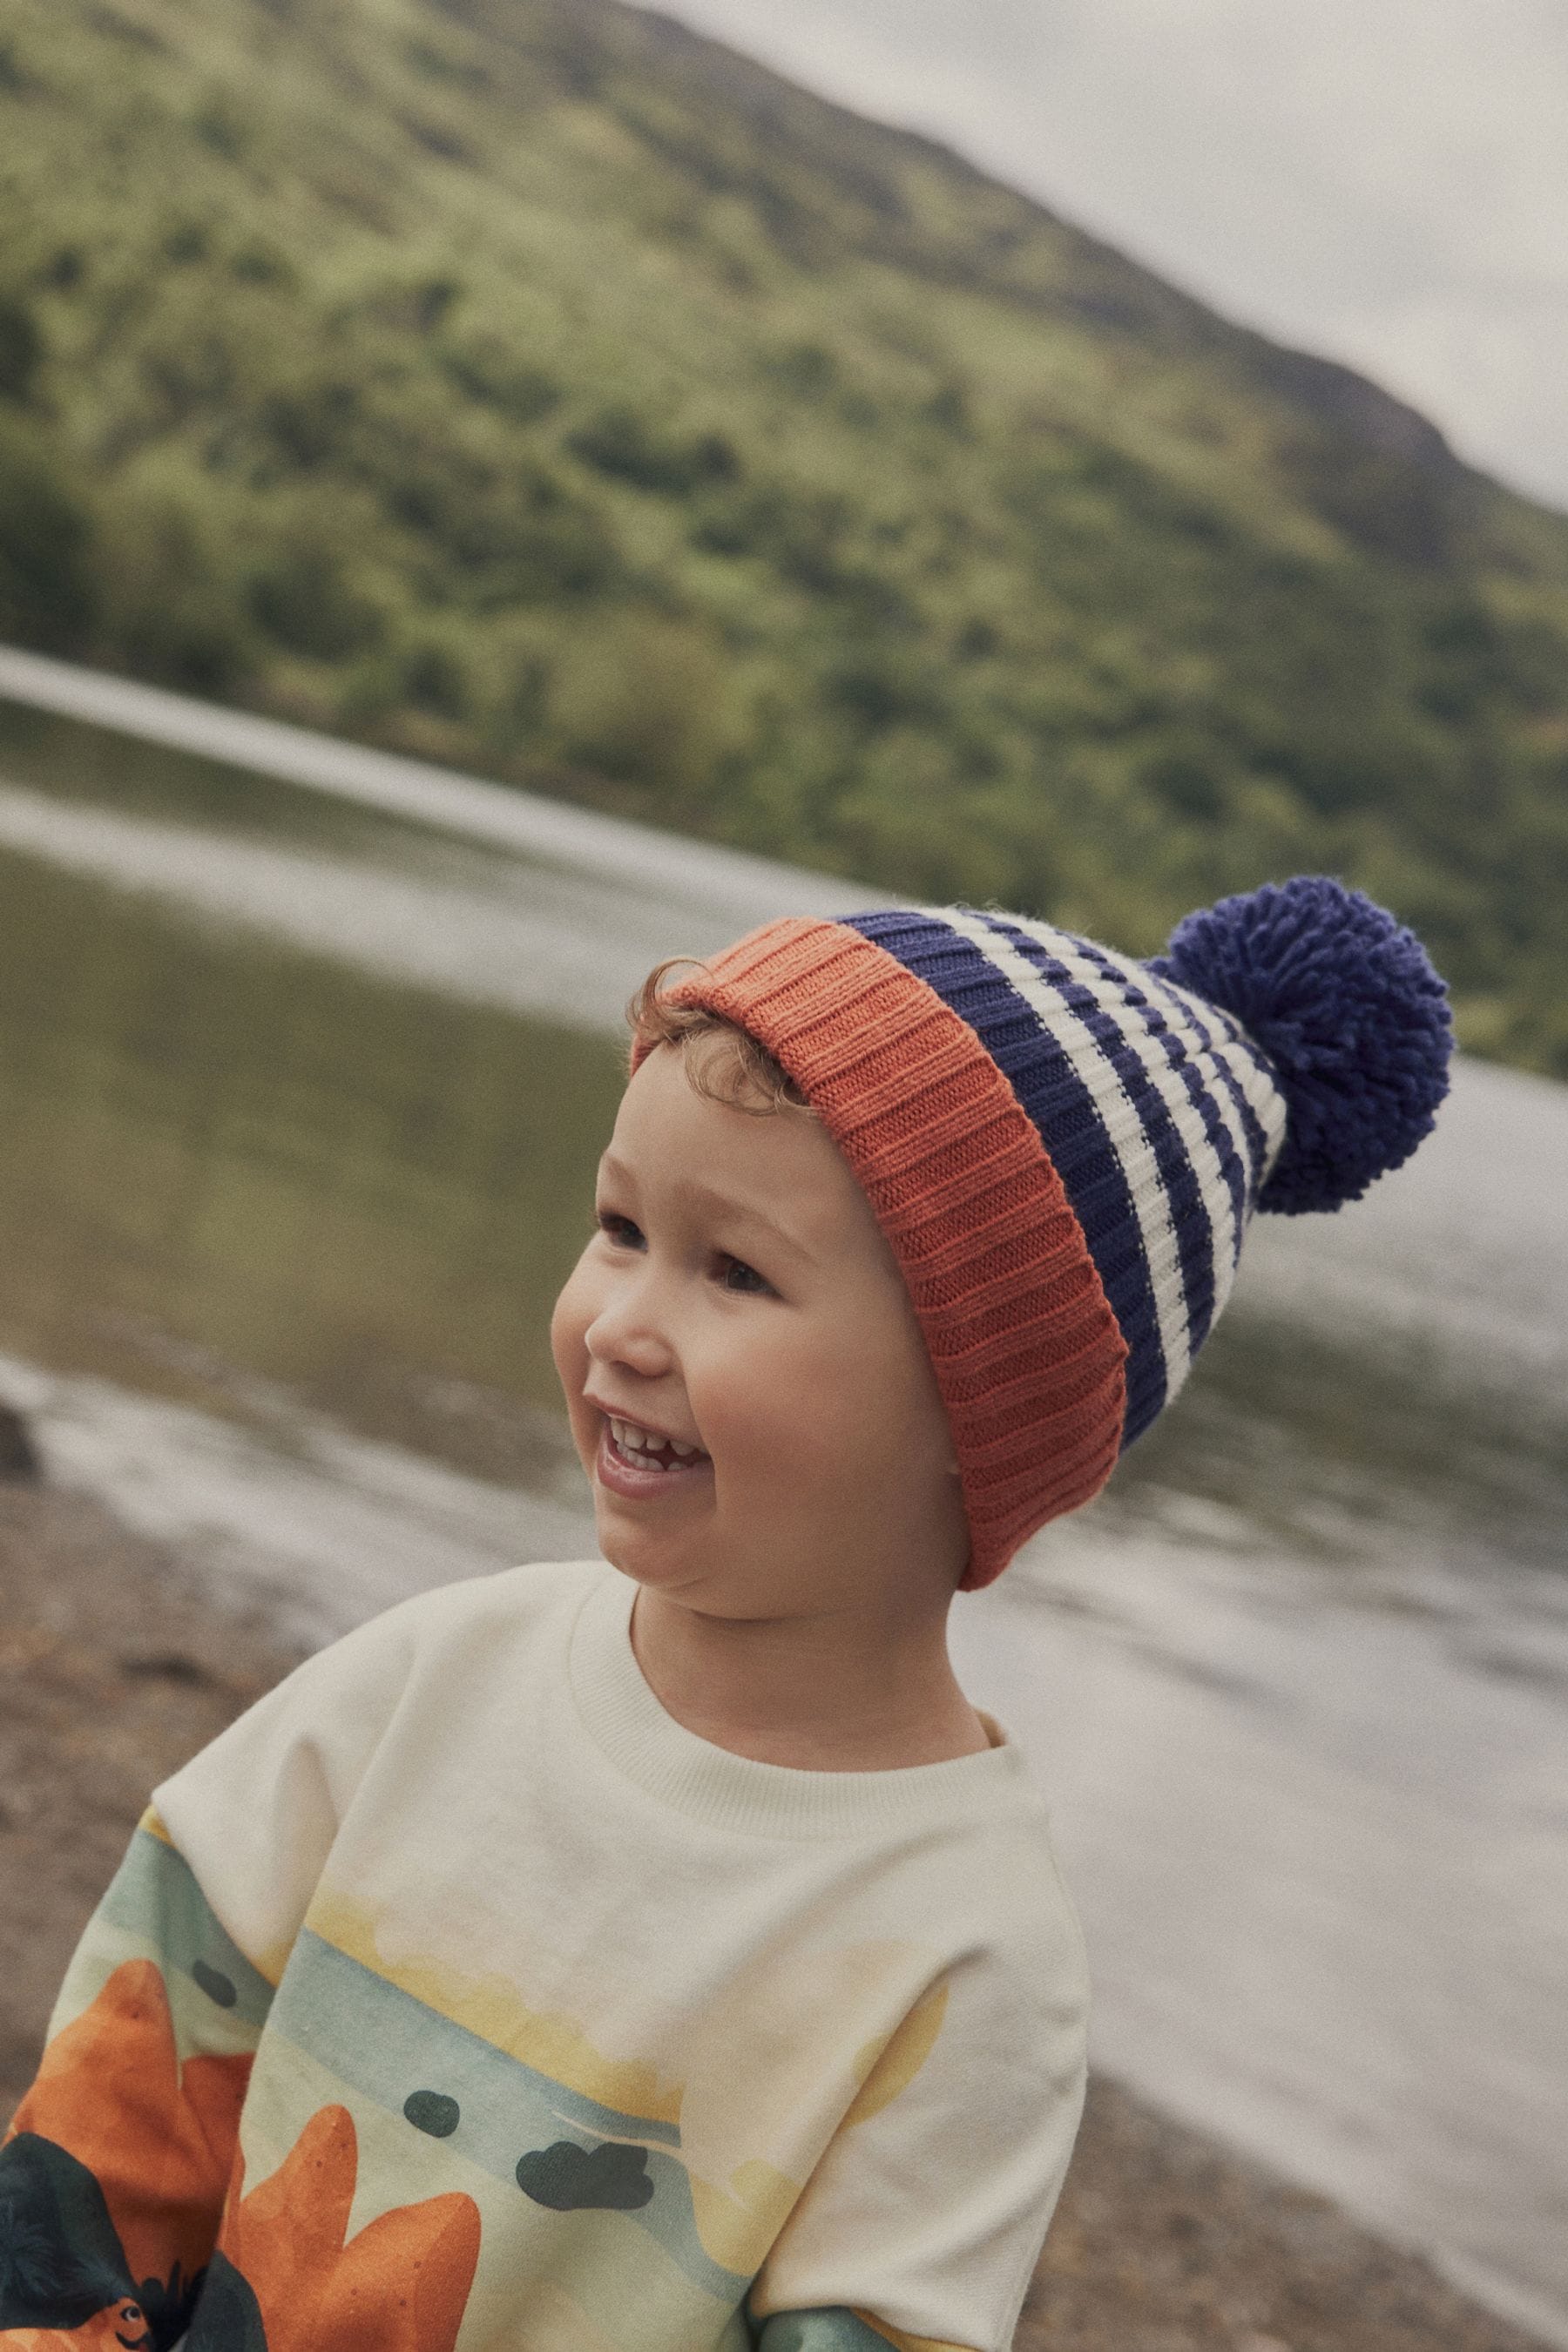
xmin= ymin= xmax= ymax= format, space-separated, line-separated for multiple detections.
xmin=3 ymin=1830 xmax=960 ymax=2352
xmin=0 ymin=1957 xmax=250 ymax=2348
xmin=284 ymin=1885 xmax=951 ymax=2290
xmin=261 ymin=1920 xmax=763 ymax=2315
xmin=189 ymin=2103 xmax=480 ymax=2352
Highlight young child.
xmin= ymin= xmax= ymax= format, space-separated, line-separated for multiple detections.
xmin=1 ymin=878 xmax=1450 ymax=2352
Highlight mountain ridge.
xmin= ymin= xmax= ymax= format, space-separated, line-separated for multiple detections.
xmin=0 ymin=0 xmax=1565 ymax=1070
xmin=562 ymin=0 xmax=1477 ymax=487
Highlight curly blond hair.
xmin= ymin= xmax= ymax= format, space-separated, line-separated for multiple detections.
xmin=625 ymin=957 xmax=813 ymax=1118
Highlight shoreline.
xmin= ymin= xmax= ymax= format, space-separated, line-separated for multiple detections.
xmin=0 ymin=1477 xmax=1551 ymax=2352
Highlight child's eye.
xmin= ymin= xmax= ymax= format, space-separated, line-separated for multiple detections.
xmin=596 ymin=1211 xmax=643 ymax=1248
xmin=719 ymin=1254 xmax=771 ymax=1296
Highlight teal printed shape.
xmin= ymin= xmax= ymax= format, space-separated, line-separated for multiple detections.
xmin=273 ymin=1930 xmax=750 ymax=2304
xmin=102 ymin=1827 xmax=276 ymax=2032
xmin=755 ymin=2312 xmax=909 ymax=2352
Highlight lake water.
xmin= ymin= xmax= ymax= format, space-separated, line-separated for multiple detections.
xmin=2 ymin=650 xmax=1565 ymax=2346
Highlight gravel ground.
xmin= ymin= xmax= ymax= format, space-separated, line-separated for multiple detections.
xmin=0 ymin=1476 xmax=1547 ymax=2352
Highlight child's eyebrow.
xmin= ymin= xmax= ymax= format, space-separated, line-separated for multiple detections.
xmin=596 ymin=1152 xmax=812 ymax=1263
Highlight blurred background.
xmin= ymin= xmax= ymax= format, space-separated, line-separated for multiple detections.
xmin=0 ymin=3 xmax=1564 ymax=2349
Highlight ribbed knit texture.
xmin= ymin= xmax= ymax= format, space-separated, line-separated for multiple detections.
xmin=631 ymin=883 xmax=1447 ymax=1585
xmin=571 ymin=1564 xmax=1032 ymax=1836
xmin=850 ymin=905 xmax=1288 ymax=1451
xmin=632 ymin=916 xmax=1131 ymax=1588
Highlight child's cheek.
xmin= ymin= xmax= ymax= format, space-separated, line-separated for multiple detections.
xmin=548 ymin=1259 xmax=595 ymax=1417
xmin=700 ymin=1360 xmax=829 ymax=1495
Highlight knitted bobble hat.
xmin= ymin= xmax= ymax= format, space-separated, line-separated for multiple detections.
xmin=629 ymin=877 xmax=1453 ymax=1590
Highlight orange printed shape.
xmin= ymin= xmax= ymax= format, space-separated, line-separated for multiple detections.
xmin=0 ymin=2310 xmax=154 ymax=2350
xmin=220 ymin=2105 xmax=480 ymax=2352
xmin=5 ymin=1959 xmax=252 ymax=2293
xmin=220 ymin=2103 xmax=359 ymax=2300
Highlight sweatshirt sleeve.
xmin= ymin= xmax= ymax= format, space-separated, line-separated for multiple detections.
xmin=0 ymin=1590 xmax=429 ymax=2346
xmin=747 ymin=1880 xmax=1091 ymax=2352
xmin=147 ymin=1581 xmax=430 ymax=1981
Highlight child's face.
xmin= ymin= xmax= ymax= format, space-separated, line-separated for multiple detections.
xmin=550 ymin=1043 xmax=970 ymax=1617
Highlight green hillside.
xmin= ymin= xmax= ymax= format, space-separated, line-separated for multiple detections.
xmin=2 ymin=0 xmax=1566 ymax=1070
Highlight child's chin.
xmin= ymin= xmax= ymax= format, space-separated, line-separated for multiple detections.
xmin=593 ymin=1514 xmax=701 ymax=1585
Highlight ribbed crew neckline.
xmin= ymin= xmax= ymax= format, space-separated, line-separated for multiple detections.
xmin=566 ymin=1564 xmax=1039 ymax=1841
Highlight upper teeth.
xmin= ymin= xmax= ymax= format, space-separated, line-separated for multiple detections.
xmin=610 ymin=1416 xmax=699 ymax=1458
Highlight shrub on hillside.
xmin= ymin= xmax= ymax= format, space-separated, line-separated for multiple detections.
xmin=0 ymin=417 xmax=95 ymax=652
xmin=566 ymin=404 xmax=740 ymax=497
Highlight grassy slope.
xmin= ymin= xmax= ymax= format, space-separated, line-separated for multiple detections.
xmin=2 ymin=0 xmax=1566 ymax=1068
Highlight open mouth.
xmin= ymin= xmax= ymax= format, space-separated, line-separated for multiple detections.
xmin=600 ymin=1414 xmax=711 ymax=1477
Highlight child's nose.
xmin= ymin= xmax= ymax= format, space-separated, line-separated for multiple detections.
xmin=584 ymin=1281 xmax=676 ymax=1379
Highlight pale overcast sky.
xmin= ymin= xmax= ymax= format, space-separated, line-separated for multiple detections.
xmin=639 ymin=0 xmax=1568 ymax=514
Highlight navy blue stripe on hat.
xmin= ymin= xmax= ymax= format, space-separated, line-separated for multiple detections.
xmin=971 ymin=911 xmax=1216 ymax=1391
xmin=1143 ymin=963 xmax=1273 ymax=1200
xmin=934 ymin=915 xmax=1195 ymax=1405
xmin=845 ymin=905 xmax=1173 ymax=1446
xmin=1064 ymin=930 xmax=1251 ymax=1284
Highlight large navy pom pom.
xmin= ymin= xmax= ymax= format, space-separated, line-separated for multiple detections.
xmin=1147 ymin=875 xmax=1453 ymax=1215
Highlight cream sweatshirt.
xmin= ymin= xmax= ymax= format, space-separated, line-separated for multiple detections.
xmin=1 ymin=1558 xmax=1089 ymax=2352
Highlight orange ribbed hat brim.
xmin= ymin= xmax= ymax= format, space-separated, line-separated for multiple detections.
xmin=629 ymin=918 xmax=1128 ymax=1587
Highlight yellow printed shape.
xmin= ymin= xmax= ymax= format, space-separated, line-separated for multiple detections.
xmin=679 ymin=1939 xmax=944 ymax=2180
xmin=308 ymin=1885 xmax=684 ymax=2126
xmin=685 ymin=2153 xmax=801 ymax=2278
xmin=843 ymin=1981 xmax=949 ymax=2126
xmin=853 ymin=2316 xmax=977 ymax=2352
xmin=679 ymin=1941 xmax=949 ymax=2274
xmin=251 ymin=1942 xmax=293 ymax=1992
xmin=138 ymin=1803 xmax=175 ymax=1846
